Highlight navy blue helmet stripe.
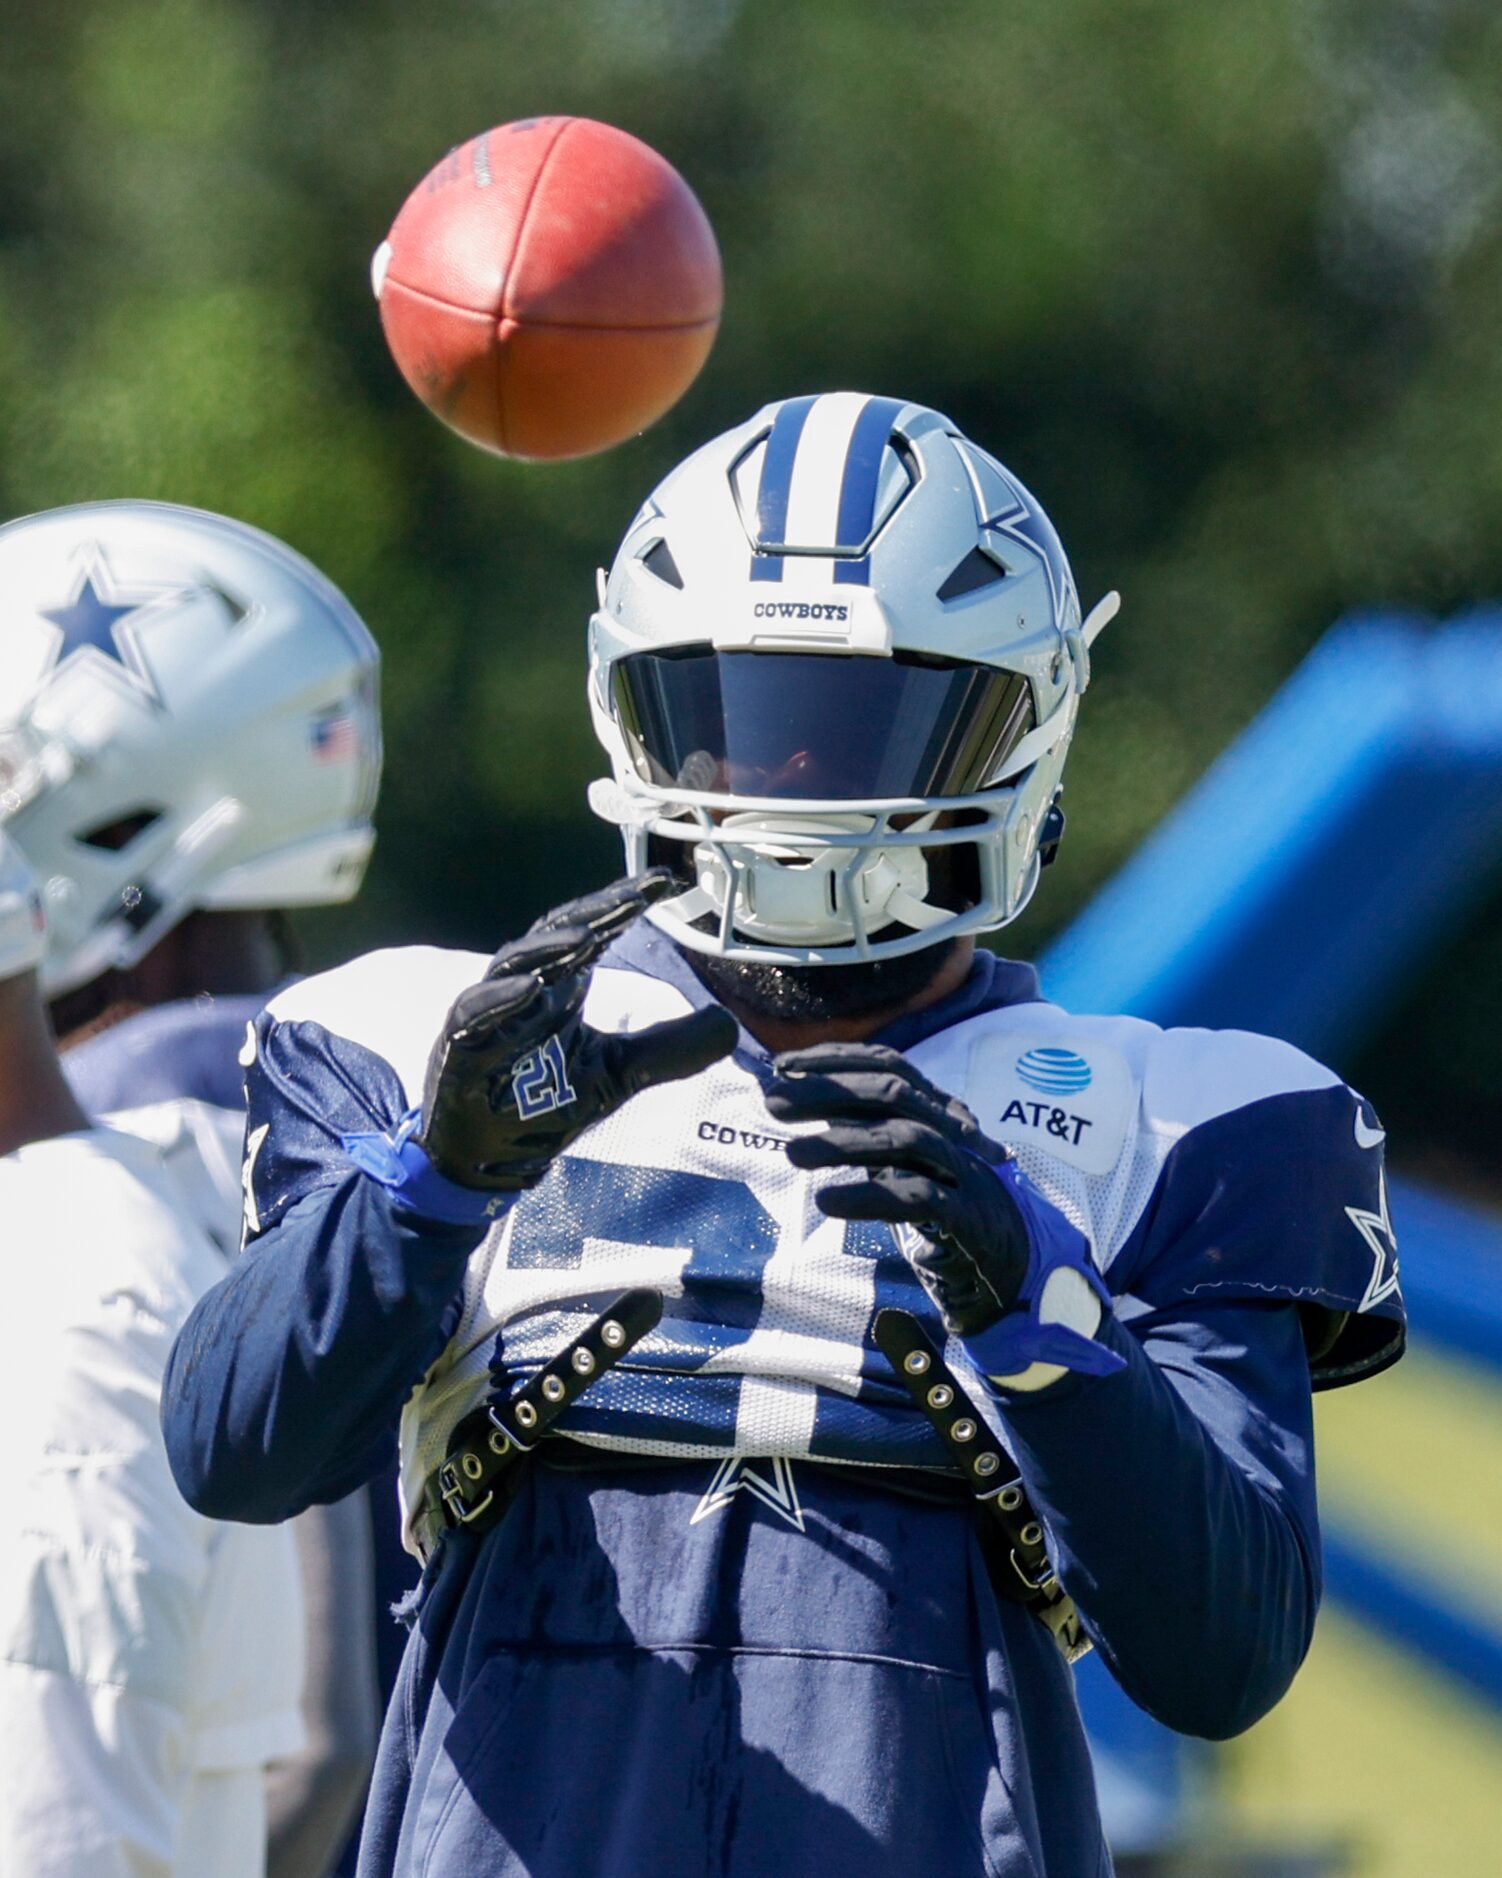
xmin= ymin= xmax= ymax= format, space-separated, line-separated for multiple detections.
xmin=754 ymin=394 xmax=819 ymax=547
xmin=749 ymin=554 xmax=784 ymax=583
xmin=833 ymin=395 xmax=906 ymax=554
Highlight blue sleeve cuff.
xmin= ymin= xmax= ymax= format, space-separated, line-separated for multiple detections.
xmin=961 ymin=1159 xmax=1126 ymax=1383
xmin=341 ymin=1107 xmax=517 ymax=1227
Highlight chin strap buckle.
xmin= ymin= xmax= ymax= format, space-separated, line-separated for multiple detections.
xmin=421 ymin=1288 xmax=663 ymax=1556
xmin=874 ymin=1308 xmax=1092 ymax=1663
xmin=1037 ymin=795 xmax=1066 ymax=870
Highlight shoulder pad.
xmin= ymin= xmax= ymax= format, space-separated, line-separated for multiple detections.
xmin=268 ymin=945 xmax=488 ymax=1106
xmin=1139 ymin=1024 xmax=1340 ymax=1138
xmin=583 ymin=962 xmax=697 ymax=1032
xmin=924 ymin=1006 xmax=1342 ymax=1176
xmin=919 ymin=1004 xmax=1400 ymax=1386
xmin=1117 ymin=1080 xmax=1403 ymax=1389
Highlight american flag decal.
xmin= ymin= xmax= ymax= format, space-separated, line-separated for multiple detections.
xmin=310 ymin=705 xmax=356 ymax=762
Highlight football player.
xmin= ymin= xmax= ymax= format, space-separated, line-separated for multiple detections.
xmin=0 ymin=830 xmax=307 ymax=1873
xmin=0 ymin=500 xmax=386 ymax=1877
xmin=161 ymin=396 xmax=1406 ymax=1876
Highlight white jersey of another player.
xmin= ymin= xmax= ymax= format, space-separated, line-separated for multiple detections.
xmin=0 ymin=1123 xmax=304 ymax=1877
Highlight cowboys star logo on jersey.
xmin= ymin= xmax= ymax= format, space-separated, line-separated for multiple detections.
xmin=690 ymin=1455 xmax=805 ymax=1533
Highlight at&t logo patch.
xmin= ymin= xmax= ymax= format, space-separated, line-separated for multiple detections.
xmin=1014 ymin=1047 xmax=1093 ymax=1097
xmin=969 ymin=1033 xmax=1131 ymax=1177
xmin=997 ymin=1098 xmax=1093 ymax=1147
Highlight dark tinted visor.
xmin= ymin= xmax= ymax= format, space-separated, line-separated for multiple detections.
xmin=612 ymin=649 xmax=1035 ymax=799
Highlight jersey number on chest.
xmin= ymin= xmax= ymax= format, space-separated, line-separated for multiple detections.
xmin=507 ymin=1159 xmax=780 ymax=1325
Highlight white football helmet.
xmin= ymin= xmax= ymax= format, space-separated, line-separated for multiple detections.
xmin=0 ymin=501 xmax=381 ymax=996
xmin=588 ymin=392 xmax=1118 ymax=963
xmin=0 ymin=831 xmax=45 ymax=982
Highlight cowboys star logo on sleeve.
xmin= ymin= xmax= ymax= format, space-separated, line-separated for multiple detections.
xmin=1346 ymin=1167 xmax=1399 ymax=1313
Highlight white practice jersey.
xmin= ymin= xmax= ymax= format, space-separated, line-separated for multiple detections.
xmin=106 ymin=1095 xmax=247 ymax=1258
xmin=0 ymin=1126 xmax=304 ymax=1877
xmin=256 ymin=929 xmax=1402 ymax=1556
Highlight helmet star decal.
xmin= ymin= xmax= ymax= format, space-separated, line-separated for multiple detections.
xmin=41 ymin=570 xmax=142 ymax=663
xmin=35 ymin=551 xmax=250 ymax=710
xmin=38 ymin=554 xmax=171 ymax=707
xmin=982 ymin=472 xmax=1081 ymax=633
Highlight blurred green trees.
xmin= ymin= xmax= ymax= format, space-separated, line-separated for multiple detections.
xmin=3 ymin=0 xmax=1502 ymax=995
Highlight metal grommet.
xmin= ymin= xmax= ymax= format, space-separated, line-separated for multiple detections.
xmin=461 ymin=1453 xmax=484 ymax=1481
xmin=998 ymin=1483 xmax=1023 ymax=1508
xmin=926 ymin=1383 xmax=954 ymax=1411
xmin=951 ymin=1417 xmax=976 ymax=1443
xmin=974 ymin=1453 xmax=1000 ymax=1478
xmin=515 ymin=1400 xmax=538 ymax=1429
xmin=1020 ymin=1522 xmax=1043 ymax=1547
xmin=601 ymin=1321 xmax=626 ymax=1348
xmin=903 ymin=1350 xmax=931 ymax=1375
xmin=572 ymin=1347 xmax=597 ymax=1375
xmin=488 ymin=1429 xmax=511 ymax=1456
xmin=541 ymin=1375 xmax=566 ymax=1403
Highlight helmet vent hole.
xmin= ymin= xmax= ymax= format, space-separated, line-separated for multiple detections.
xmin=937 ymin=548 xmax=1007 ymax=602
xmin=640 ymin=539 xmax=684 ymax=590
xmin=76 ymin=808 xmax=164 ymax=852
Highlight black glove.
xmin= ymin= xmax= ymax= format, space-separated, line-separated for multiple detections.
xmin=421 ymin=871 xmax=736 ymax=1193
xmin=765 ymin=1043 xmax=1029 ymax=1337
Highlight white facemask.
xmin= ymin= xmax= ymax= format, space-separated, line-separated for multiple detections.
xmin=666 ymin=810 xmax=951 ymax=947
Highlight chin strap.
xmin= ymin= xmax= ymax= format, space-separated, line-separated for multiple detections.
xmin=862 ymin=850 xmax=952 ymax=931
xmin=1060 ymin=590 xmax=1121 ymax=699
xmin=1081 ymin=590 xmax=1121 ymax=648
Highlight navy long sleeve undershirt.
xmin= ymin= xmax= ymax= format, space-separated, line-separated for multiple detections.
xmin=994 ymin=1301 xmax=1318 ymax=1736
xmin=164 ymin=1172 xmax=482 ymax=1522
xmin=162 ymin=1166 xmax=1318 ymax=1739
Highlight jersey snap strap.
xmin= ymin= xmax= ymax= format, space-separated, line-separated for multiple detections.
xmin=873 ymin=1308 xmax=1091 ymax=1663
xmin=422 ymin=1289 xmax=664 ymax=1552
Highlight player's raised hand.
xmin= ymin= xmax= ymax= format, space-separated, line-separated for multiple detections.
xmin=421 ymin=871 xmax=736 ymax=1193
xmin=766 ymin=1043 xmax=1030 ymax=1335
xmin=768 ymin=1043 xmax=1123 ymax=1381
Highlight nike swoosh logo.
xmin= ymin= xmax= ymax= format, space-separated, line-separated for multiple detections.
xmin=1354 ymin=1112 xmax=1386 ymax=1151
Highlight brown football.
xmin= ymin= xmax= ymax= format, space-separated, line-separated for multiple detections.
xmin=373 ymin=117 xmax=723 ymax=461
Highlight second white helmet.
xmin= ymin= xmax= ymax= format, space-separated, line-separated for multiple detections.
xmin=0 ymin=501 xmax=381 ymax=995
xmin=588 ymin=392 xmax=1117 ymax=964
